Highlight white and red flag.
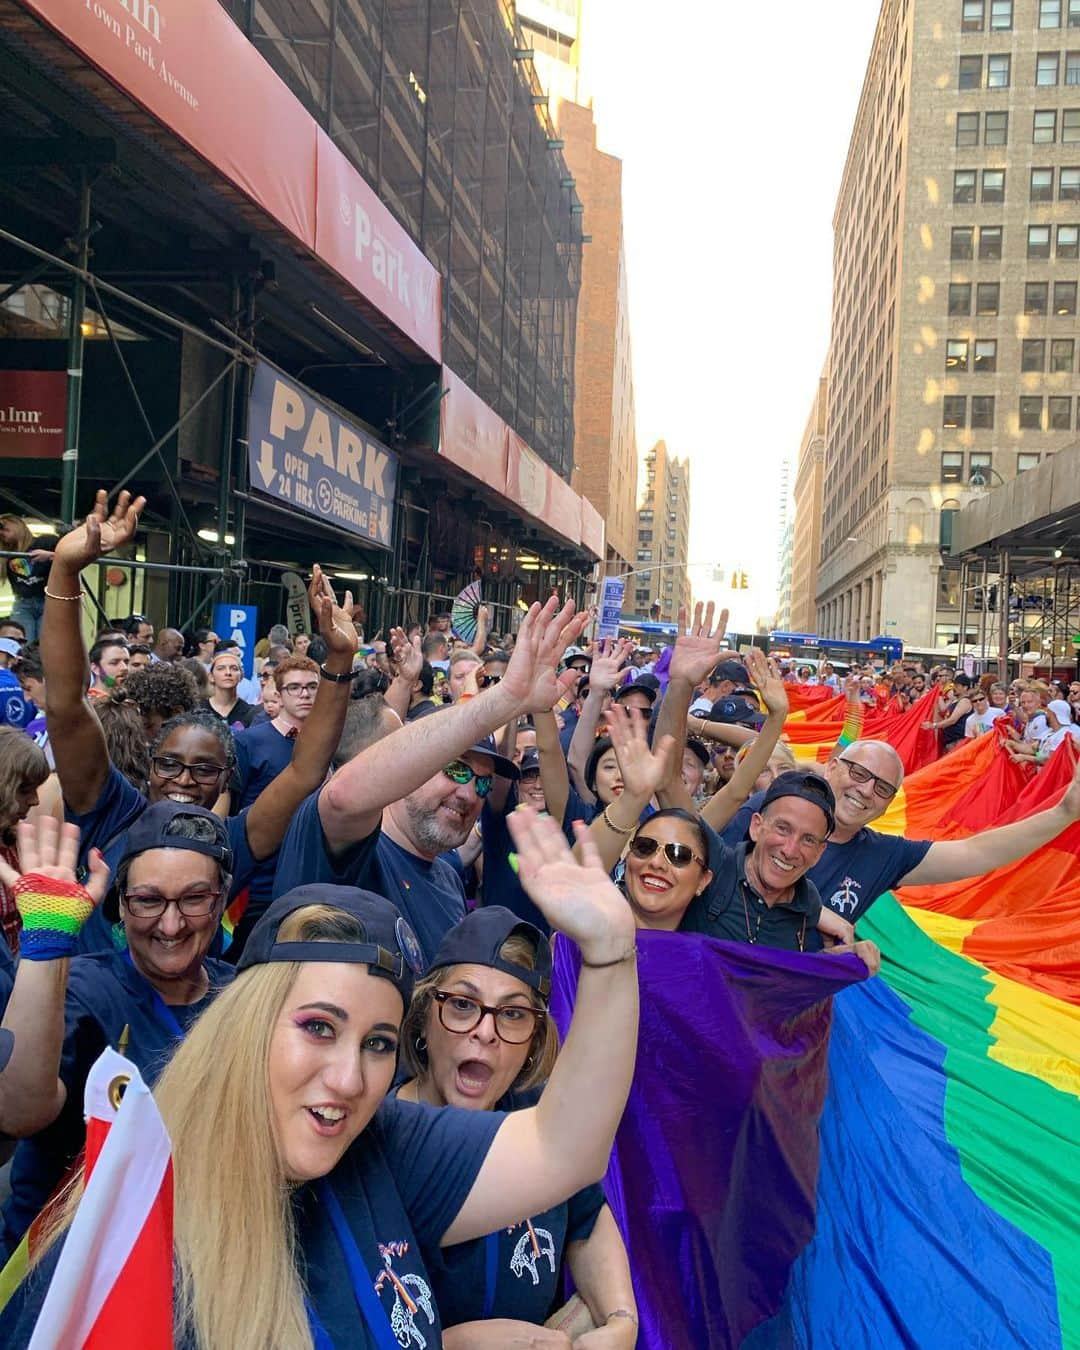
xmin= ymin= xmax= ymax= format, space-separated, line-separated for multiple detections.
xmin=29 ymin=1046 xmax=173 ymax=1349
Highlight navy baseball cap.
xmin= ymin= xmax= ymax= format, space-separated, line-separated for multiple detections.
xmin=519 ymin=747 xmax=540 ymax=775
xmin=613 ymin=680 xmax=657 ymax=706
xmin=428 ymin=906 xmax=552 ymax=1000
xmin=466 ymin=732 xmax=520 ymax=780
xmin=685 ymin=737 xmax=710 ymax=767
xmin=759 ymin=769 xmax=836 ymax=837
xmin=106 ymin=802 xmax=233 ymax=921
xmin=711 ymin=659 xmax=748 ymax=684
xmin=708 ymin=698 xmax=764 ymax=727
xmin=237 ymin=883 xmax=424 ymax=1005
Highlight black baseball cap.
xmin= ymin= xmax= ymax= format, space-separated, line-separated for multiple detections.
xmin=685 ymin=737 xmax=710 ymax=767
xmin=519 ymin=747 xmax=540 ymax=775
xmin=708 ymin=698 xmax=764 ymax=727
xmin=711 ymin=659 xmax=748 ymax=685
xmin=106 ymin=802 xmax=233 ymax=922
xmin=428 ymin=906 xmax=552 ymax=1000
xmin=237 ymin=883 xmax=424 ymax=1005
xmin=613 ymin=680 xmax=657 ymax=707
xmin=758 ymin=769 xmax=836 ymax=837
xmin=466 ymin=731 xmax=520 ymax=780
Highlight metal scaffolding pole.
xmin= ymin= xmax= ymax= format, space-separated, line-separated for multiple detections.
xmin=998 ymin=549 xmax=1010 ymax=677
xmin=957 ymin=558 xmax=969 ymax=669
xmin=61 ymin=171 xmax=92 ymax=525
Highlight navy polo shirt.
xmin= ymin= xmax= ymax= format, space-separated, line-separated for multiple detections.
xmin=720 ymin=790 xmax=932 ymax=923
xmin=0 ymin=951 xmax=232 ymax=1261
xmin=681 ymin=838 xmax=824 ymax=953
xmin=272 ymin=788 xmax=464 ymax=966
xmin=64 ymin=765 xmax=257 ymax=956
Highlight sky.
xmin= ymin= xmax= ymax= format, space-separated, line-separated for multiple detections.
xmin=575 ymin=0 xmax=883 ymax=632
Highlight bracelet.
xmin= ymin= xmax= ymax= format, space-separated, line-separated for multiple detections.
xmin=581 ymin=946 xmax=637 ymax=970
xmin=319 ymin=663 xmax=355 ymax=684
xmin=44 ymin=586 xmax=85 ymax=601
xmin=601 ymin=803 xmax=636 ymax=836
xmin=606 ymin=1308 xmax=639 ymax=1328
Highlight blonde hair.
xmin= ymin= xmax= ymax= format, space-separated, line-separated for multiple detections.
xmin=400 ymin=934 xmax=559 ymax=1092
xmin=0 ymin=514 xmax=33 ymax=552
xmin=36 ymin=904 xmax=385 ymax=1350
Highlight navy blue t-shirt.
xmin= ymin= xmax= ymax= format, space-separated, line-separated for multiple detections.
xmin=0 ymin=951 xmax=233 ymax=1260
xmin=234 ymin=719 xmax=295 ymax=808
xmin=720 ymin=790 xmax=932 ymax=922
xmin=65 ymin=765 xmax=257 ymax=956
xmin=479 ymin=791 xmax=550 ymax=935
xmin=0 ymin=670 xmax=32 ymax=729
xmin=272 ymin=789 xmax=464 ymax=966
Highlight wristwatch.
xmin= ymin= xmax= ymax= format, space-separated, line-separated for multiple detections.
xmin=319 ymin=663 xmax=355 ymax=684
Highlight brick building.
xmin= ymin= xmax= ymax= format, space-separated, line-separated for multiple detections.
xmin=633 ymin=441 xmax=691 ymax=622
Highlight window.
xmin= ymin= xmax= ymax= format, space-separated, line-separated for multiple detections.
xmin=969 ymin=452 xmax=993 ymax=484
xmin=988 ymin=53 xmax=1011 ymax=86
xmin=984 ymin=110 xmax=1008 ymax=143
xmin=990 ymin=0 xmax=1012 ymax=27
xmin=1022 ymin=338 xmax=1047 ymax=371
xmin=1037 ymin=51 xmax=1060 ymax=84
xmin=974 ymin=339 xmax=997 ymax=371
xmin=1032 ymin=167 xmax=1055 ymax=200
xmin=982 ymin=168 xmax=1006 ymax=201
xmin=1017 ymin=452 xmax=1041 ymax=471
xmin=947 ymin=338 xmax=970 ymax=371
xmin=971 ymin=395 xmax=996 ymax=427
xmin=959 ymin=54 xmax=983 ymax=87
xmin=954 ymin=169 xmax=977 ymax=202
xmin=948 ymin=282 xmax=972 ymax=315
xmin=1034 ymin=108 xmax=1058 ymax=141
xmin=942 ymin=452 xmax=964 ymax=483
xmin=1025 ymin=281 xmax=1050 ymax=313
xmin=1068 ymin=50 xmax=1080 ymax=83
xmin=1028 ymin=224 xmax=1052 ymax=258
xmin=1065 ymin=110 xmax=1080 ymax=141
xmin=1053 ymin=338 xmax=1077 ymax=372
xmin=952 ymin=226 xmax=975 ymax=259
xmin=1020 ymin=395 xmax=1045 ymax=428
xmin=963 ymin=0 xmax=986 ymax=26
xmin=978 ymin=225 xmax=1002 ymax=259
xmin=976 ymin=281 xmax=1000 ymax=313
xmin=1061 ymin=166 xmax=1080 ymax=198
xmin=1058 ymin=223 xmax=1080 ymax=256
xmin=1049 ymin=395 xmax=1073 ymax=428
xmin=1054 ymin=279 xmax=1078 ymax=312
xmin=1071 ymin=0 xmax=1080 ymax=24
xmin=943 ymin=396 xmax=967 ymax=428
xmin=1041 ymin=0 xmax=1063 ymax=23
xmin=957 ymin=111 xmax=980 ymax=146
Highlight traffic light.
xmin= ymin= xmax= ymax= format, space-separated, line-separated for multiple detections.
xmin=739 ymin=571 xmax=749 ymax=589
xmin=730 ymin=571 xmax=749 ymax=590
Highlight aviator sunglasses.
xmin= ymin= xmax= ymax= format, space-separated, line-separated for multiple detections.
xmin=628 ymin=836 xmax=705 ymax=869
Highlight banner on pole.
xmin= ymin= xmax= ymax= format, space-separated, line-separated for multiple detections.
xmin=597 ymin=576 xmax=625 ymax=640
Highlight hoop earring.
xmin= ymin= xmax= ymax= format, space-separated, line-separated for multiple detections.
xmin=414 ymin=1035 xmax=427 ymax=1053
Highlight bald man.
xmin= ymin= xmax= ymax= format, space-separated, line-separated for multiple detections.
xmin=152 ymin=628 xmax=184 ymax=663
xmin=721 ymin=736 xmax=1080 ymax=923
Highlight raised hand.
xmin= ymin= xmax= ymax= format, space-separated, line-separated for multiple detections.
xmin=586 ymin=637 xmax=634 ymax=694
xmin=507 ymin=808 xmax=635 ymax=964
xmin=388 ymin=625 xmax=423 ymax=684
xmin=0 ymin=818 xmax=109 ymax=962
xmin=52 ymin=488 xmax=145 ymax=573
xmin=668 ymin=601 xmax=731 ymax=688
xmin=310 ymin=565 xmax=359 ymax=660
xmin=499 ymin=596 xmax=566 ymax=712
xmin=524 ymin=601 xmax=588 ymax=713
xmin=744 ymin=648 xmax=788 ymax=719
xmin=606 ymin=703 xmax=677 ymax=802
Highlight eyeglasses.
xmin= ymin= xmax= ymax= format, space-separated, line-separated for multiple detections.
xmin=258 ymin=670 xmax=275 ymax=683
xmin=282 ymin=682 xmax=319 ymax=697
xmin=432 ymin=990 xmax=544 ymax=1044
xmin=151 ymin=756 xmax=227 ymax=784
xmin=442 ymin=760 xmax=493 ymax=797
xmin=627 ymin=836 xmax=705 ymax=869
xmin=122 ymin=888 xmax=222 ymax=919
xmin=837 ymin=757 xmax=898 ymax=800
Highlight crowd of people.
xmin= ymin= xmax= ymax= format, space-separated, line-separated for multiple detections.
xmin=0 ymin=488 xmax=1079 ymax=1347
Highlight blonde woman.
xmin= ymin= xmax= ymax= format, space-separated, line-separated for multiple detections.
xmin=2 ymin=808 xmax=639 ymax=1350
xmin=397 ymin=906 xmax=638 ymax=1347
xmin=0 ymin=514 xmax=58 ymax=642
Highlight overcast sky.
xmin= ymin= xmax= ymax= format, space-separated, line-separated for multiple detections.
xmin=578 ymin=0 xmax=882 ymax=631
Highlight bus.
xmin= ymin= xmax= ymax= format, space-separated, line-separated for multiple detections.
xmin=768 ymin=632 xmax=904 ymax=667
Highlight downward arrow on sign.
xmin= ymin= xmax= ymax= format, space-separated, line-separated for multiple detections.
xmin=257 ymin=440 xmax=276 ymax=489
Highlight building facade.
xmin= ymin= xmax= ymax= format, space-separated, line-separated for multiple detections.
xmin=791 ymin=371 xmax=829 ymax=633
xmin=817 ymin=0 xmax=1080 ymax=649
xmin=775 ymin=457 xmax=795 ymax=631
xmin=633 ymin=441 xmax=692 ymax=622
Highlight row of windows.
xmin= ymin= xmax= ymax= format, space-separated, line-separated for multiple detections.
xmin=953 ymin=167 xmax=1005 ymax=202
xmin=956 ymin=166 xmax=1080 ymax=204
xmin=1035 ymin=49 xmax=1080 ymax=82
xmin=956 ymin=110 xmax=1010 ymax=144
xmin=963 ymin=0 xmax=1080 ymax=30
xmin=943 ymin=395 xmax=1080 ymax=429
xmin=947 ymin=280 xmax=1003 ymax=313
xmin=941 ymin=451 xmax=1042 ymax=484
xmin=961 ymin=50 xmax=1080 ymax=87
xmin=950 ymin=275 xmax=1079 ymax=315
xmin=956 ymin=108 xmax=1080 ymax=144
xmin=945 ymin=328 xmax=1080 ymax=373
xmin=952 ymin=225 xmax=1080 ymax=265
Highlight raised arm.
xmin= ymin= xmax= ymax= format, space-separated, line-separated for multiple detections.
xmin=567 ymin=639 xmax=633 ymax=801
xmin=900 ymin=753 xmax=1080 ymax=886
xmin=699 ymin=651 xmax=788 ymax=833
xmin=384 ymin=626 xmax=422 ymax=724
xmin=442 ymin=810 xmax=637 ymax=1246
xmin=586 ymin=703 xmax=677 ymax=874
xmin=0 ymin=818 xmax=109 ymax=1136
xmin=567 ymin=1207 xmax=637 ymax=1346
xmin=468 ymin=603 xmax=491 ymax=657
xmin=535 ymin=709 xmax=570 ymax=827
xmin=42 ymin=489 xmax=145 ymax=814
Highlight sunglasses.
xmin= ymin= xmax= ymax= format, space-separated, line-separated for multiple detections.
xmin=628 ymin=836 xmax=705 ymax=869
xmin=443 ymin=760 xmax=494 ymax=797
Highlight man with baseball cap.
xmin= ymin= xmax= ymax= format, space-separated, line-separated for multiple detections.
xmin=0 ymin=637 xmax=32 ymax=729
xmin=688 ymin=659 xmax=750 ymax=718
xmin=0 ymin=804 xmax=236 ymax=1259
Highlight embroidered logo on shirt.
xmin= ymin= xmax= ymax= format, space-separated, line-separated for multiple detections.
xmin=374 ymin=1241 xmax=435 ymax=1348
xmin=827 ymin=877 xmax=861 ymax=916
xmin=508 ymin=1219 xmax=556 ymax=1285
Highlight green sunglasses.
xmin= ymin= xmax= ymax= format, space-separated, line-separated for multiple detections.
xmin=443 ymin=760 xmax=494 ymax=797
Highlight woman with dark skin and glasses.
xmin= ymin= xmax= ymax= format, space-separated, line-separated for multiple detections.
xmin=396 ymin=907 xmax=637 ymax=1348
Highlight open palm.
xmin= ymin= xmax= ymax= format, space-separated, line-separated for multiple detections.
xmin=53 ymin=488 xmax=145 ymax=572
xmin=669 ymin=601 xmax=731 ymax=687
xmin=311 ymin=565 xmax=359 ymax=658
xmin=607 ymin=704 xmax=676 ymax=798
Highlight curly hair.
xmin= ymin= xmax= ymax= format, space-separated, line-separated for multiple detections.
xmin=123 ymin=664 xmax=200 ymax=721
xmin=94 ymin=696 xmax=150 ymax=791
xmin=0 ymin=725 xmax=49 ymax=840
xmin=271 ymin=654 xmax=319 ymax=692
xmin=151 ymin=711 xmax=237 ymax=771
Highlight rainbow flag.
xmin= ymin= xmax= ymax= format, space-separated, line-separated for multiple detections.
xmin=782 ymin=685 xmax=940 ymax=774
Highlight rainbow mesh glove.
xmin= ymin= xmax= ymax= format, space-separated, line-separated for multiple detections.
xmin=13 ymin=874 xmax=96 ymax=961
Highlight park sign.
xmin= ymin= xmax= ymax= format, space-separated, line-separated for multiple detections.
xmin=247 ymin=360 xmax=398 ymax=548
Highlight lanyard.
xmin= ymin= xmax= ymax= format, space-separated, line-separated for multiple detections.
xmin=482 ymin=1231 xmax=500 ymax=1319
xmin=314 ymin=1178 xmax=402 ymax=1350
xmin=123 ymin=951 xmax=185 ymax=1038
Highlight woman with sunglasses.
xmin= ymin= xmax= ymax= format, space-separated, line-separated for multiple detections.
xmin=3 ymin=809 xmax=639 ymax=1350
xmin=396 ymin=907 xmax=637 ymax=1347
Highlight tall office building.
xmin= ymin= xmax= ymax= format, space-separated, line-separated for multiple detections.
xmin=775 ymin=457 xmax=795 ymax=631
xmin=791 ymin=371 xmax=829 ymax=633
xmin=817 ymin=0 xmax=1080 ymax=649
xmin=634 ymin=440 xmax=692 ymax=622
